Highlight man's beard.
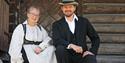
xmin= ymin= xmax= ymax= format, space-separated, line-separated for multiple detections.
xmin=64 ymin=10 xmax=74 ymax=17
xmin=65 ymin=13 xmax=74 ymax=17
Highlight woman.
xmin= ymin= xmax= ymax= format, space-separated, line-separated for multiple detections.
xmin=9 ymin=4 xmax=57 ymax=63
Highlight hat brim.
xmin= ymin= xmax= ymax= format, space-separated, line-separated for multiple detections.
xmin=59 ymin=2 xmax=78 ymax=6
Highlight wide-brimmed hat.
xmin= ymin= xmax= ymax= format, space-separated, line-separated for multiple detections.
xmin=59 ymin=0 xmax=78 ymax=6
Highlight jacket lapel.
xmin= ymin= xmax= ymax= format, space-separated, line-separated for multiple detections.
xmin=61 ymin=18 xmax=74 ymax=42
xmin=61 ymin=18 xmax=70 ymax=33
xmin=74 ymin=18 xmax=80 ymax=35
xmin=61 ymin=17 xmax=80 ymax=35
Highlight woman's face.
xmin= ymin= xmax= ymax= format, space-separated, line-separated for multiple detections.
xmin=27 ymin=7 xmax=40 ymax=24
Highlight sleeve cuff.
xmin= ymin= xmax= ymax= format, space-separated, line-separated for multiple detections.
xmin=39 ymin=43 xmax=48 ymax=50
xmin=67 ymin=44 xmax=72 ymax=49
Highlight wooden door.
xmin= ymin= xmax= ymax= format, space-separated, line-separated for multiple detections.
xmin=0 ymin=0 xmax=9 ymax=52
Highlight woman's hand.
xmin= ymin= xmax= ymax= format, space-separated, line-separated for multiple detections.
xmin=34 ymin=47 xmax=42 ymax=54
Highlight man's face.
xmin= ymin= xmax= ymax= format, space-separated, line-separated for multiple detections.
xmin=27 ymin=7 xmax=40 ymax=23
xmin=61 ymin=4 xmax=76 ymax=17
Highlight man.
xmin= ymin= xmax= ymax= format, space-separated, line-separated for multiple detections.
xmin=52 ymin=0 xmax=100 ymax=63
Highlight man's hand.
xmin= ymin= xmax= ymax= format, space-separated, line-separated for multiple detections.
xmin=69 ymin=44 xmax=83 ymax=54
xmin=34 ymin=47 xmax=42 ymax=54
xmin=82 ymin=51 xmax=94 ymax=57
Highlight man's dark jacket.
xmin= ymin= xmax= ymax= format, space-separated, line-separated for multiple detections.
xmin=52 ymin=16 xmax=100 ymax=55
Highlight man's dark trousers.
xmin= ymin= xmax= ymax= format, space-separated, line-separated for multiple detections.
xmin=55 ymin=46 xmax=97 ymax=63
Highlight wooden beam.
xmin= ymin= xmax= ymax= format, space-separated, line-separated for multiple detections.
xmin=87 ymin=43 xmax=125 ymax=55
xmin=93 ymin=24 xmax=125 ymax=33
xmin=97 ymin=55 xmax=125 ymax=63
xmin=82 ymin=3 xmax=125 ymax=14
xmin=87 ymin=34 xmax=125 ymax=43
xmin=83 ymin=14 xmax=125 ymax=24
xmin=99 ymin=34 xmax=125 ymax=43
xmin=83 ymin=0 xmax=125 ymax=3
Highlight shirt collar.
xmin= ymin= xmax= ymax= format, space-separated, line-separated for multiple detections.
xmin=23 ymin=20 xmax=28 ymax=24
xmin=65 ymin=14 xmax=78 ymax=22
xmin=74 ymin=14 xmax=78 ymax=21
